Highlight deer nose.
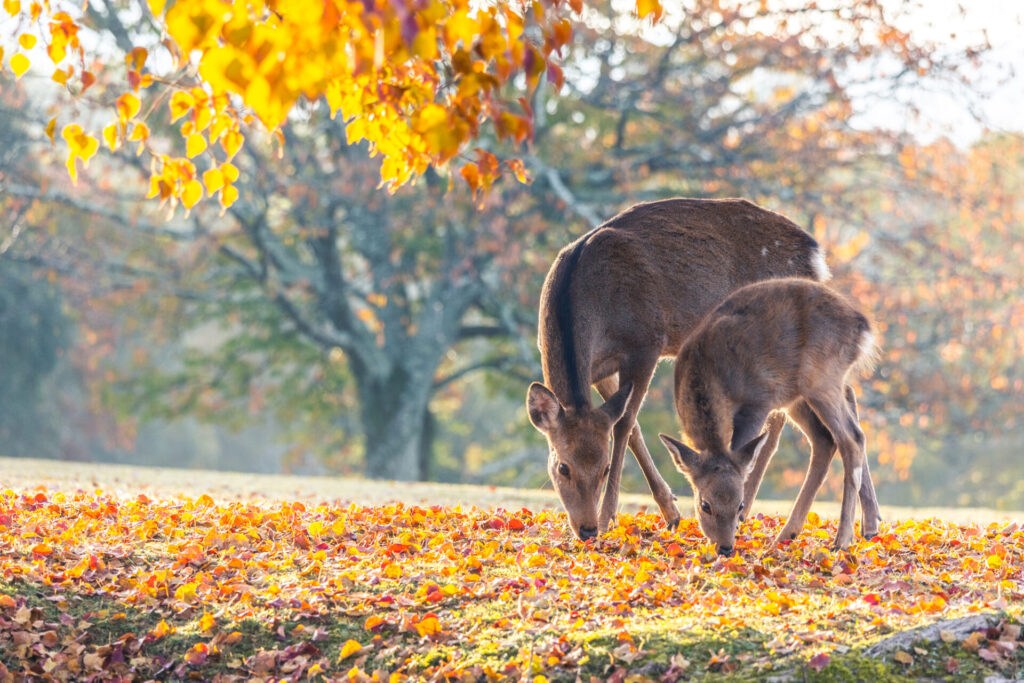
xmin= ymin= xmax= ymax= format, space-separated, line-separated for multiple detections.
xmin=717 ymin=545 xmax=734 ymax=557
xmin=579 ymin=525 xmax=598 ymax=541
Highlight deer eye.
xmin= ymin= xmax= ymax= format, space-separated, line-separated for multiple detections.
xmin=700 ymin=500 xmax=712 ymax=515
xmin=738 ymin=502 xmax=745 ymax=513
xmin=558 ymin=463 xmax=570 ymax=479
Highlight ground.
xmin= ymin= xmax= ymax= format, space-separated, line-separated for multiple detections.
xmin=0 ymin=456 xmax=1022 ymax=682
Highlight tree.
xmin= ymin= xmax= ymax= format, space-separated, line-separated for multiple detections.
xmin=502 ymin=0 xmax=996 ymax=493
xmin=5 ymin=0 xmax=1016 ymax=497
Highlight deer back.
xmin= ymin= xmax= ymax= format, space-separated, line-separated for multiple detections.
xmin=538 ymin=198 xmax=828 ymax=410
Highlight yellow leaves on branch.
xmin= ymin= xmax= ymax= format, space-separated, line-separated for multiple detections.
xmin=3 ymin=0 xmax=628 ymax=210
xmin=62 ymin=124 xmax=98 ymax=183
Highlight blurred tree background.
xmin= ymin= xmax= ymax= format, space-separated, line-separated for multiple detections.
xmin=1 ymin=0 xmax=1021 ymax=508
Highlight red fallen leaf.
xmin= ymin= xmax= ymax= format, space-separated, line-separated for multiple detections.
xmin=387 ymin=543 xmax=410 ymax=554
xmin=863 ymin=593 xmax=881 ymax=605
xmin=184 ymin=643 xmax=209 ymax=665
xmin=808 ymin=652 xmax=830 ymax=671
xmin=945 ymin=656 xmax=960 ymax=673
xmin=487 ymin=517 xmax=506 ymax=530
xmin=978 ymin=647 xmax=1000 ymax=662
xmin=507 ymin=518 xmax=526 ymax=531
xmin=32 ymin=543 xmax=53 ymax=555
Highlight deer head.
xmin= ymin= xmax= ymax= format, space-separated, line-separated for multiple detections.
xmin=526 ymin=382 xmax=633 ymax=541
xmin=659 ymin=431 xmax=770 ymax=555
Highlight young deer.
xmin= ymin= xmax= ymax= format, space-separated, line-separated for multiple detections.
xmin=526 ymin=198 xmax=830 ymax=541
xmin=658 ymin=278 xmax=882 ymax=554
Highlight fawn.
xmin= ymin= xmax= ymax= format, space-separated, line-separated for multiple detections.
xmin=659 ymin=277 xmax=881 ymax=553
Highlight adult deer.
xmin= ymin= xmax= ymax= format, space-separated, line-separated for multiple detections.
xmin=659 ymin=278 xmax=882 ymax=554
xmin=526 ymin=198 xmax=830 ymax=541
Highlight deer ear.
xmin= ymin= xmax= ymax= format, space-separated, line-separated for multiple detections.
xmin=659 ymin=433 xmax=702 ymax=474
xmin=599 ymin=381 xmax=633 ymax=424
xmin=527 ymin=383 xmax=563 ymax=433
xmin=733 ymin=430 xmax=770 ymax=473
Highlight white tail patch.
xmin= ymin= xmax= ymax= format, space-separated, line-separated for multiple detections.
xmin=810 ymin=247 xmax=831 ymax=282
xmin=854 ymin=329 xmax=880 ymax=376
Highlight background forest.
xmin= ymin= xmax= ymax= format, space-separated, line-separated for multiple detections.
xmin=1 ymin=0 xmax=1022 ymax=510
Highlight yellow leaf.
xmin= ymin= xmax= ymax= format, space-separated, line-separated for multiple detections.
xmin=338 ymin=639 xmax=362 ymax=661
xmin=199 ymin=612 xmax=216 ymax=633
xmin=182 ymin=180 xmax=203 ymax=208
xmin=220 ymin=129 xmax=243 ymax=159
xmin=129 ymin=122 xmax=150 ymax=142
xmin=186 ymin=133 xmax=207 ymax=158
xmin=636 ymin=0 xmax=663 ymax=20
xmin=10 ymin=53 xmax=30 ymax=78
xmin=104 ymin=123 xmax=119 ymax=151
xmin=51 ymin=67 xmax=69 ymax=84
xmin=62 ymin=124 xmax=99 ymax=162
xmin=3 ymin=0 xmax=19 ymax=15
xmin=169 ymin=91 xmax=194 ymax=122
xmin=219 ymin=161 xmax=239 ymax=183
xmin=45 ymin=117 xmax=56 ymax=144
xmin=116 ymin=93 xmax=141 ymax=122
xmin=150 ymin=619 xmax=172 ymax=639
xmin=414 ymin=615 xmax=441 ymax=637
xmin=220 ymin=183 xmax=238 ymax=208
xmin=18 ymin=33 xmax=35 ymax=49
xmin=415 ymin=103 xmax=448 ymax=133
xmin=202 ymin=167 xmax=224 ymax=194
xmin=174 ymin=581 xmax=199 ymax=602
xmin=893 ymin=650 xmax=913 ymax=665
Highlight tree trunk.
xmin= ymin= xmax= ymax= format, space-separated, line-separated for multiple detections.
xmin=357 ymin=365 xmax=435 ymax=481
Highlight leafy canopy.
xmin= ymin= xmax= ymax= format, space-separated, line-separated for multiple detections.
xmin=1 ymin=0 xmax=638 ymax=207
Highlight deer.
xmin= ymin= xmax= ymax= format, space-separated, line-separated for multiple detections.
xmin=658 ymin=277 xmax=882 ymax=555
xmin=525 ymin=198 xmax=831 ymax=541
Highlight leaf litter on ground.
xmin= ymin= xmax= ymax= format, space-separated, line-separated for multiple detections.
xmin=0 ymin=487 xmax=1023 ymax=681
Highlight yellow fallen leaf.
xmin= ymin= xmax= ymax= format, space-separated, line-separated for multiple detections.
xmin=338 ymin=638 xmax=362 ymax=661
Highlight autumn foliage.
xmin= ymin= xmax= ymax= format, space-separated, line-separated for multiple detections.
xmin=1 ymin=0 xmax=592 ymax=206
xmin=2 ymin=484 xmax=1023 ymax=681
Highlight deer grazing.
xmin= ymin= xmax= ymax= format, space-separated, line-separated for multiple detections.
xmin=526 ymin=198 xmax=830 ymax=541
xmin=659 ymin=278 xmax=882 ymax=554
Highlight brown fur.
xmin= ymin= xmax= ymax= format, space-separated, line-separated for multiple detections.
xmin=660 ymin=278 xmax=882 ymax=553
xmin=528 ymin=198 xmax=828 ymax=540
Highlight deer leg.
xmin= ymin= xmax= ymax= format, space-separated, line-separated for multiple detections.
xmin=733 ymin=409 xmax=787 ymax=520
xmin=845 ymin=385 xmax=881 ymax=538
xmin=596 ymin=362 xmax=679 ymax=532
xmin=774 ymin=400 xmax=836 ymax=545
xmin=806 ymin=391 xmax=865 ymax=550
